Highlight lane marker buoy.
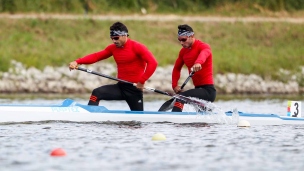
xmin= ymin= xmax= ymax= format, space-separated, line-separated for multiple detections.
xmin=152 ymin=133 xmax=166 ymax=141
xmin=238 ymin=120 xmax=251 ymax=127
xmin=50 ymin=148 xmax=66 ymax=157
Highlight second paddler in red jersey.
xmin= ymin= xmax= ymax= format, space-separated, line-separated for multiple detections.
xmin=69 ymin=22 xmax=158 ymax=111
xmin=171 ymin=24 xmax=216 ymax=112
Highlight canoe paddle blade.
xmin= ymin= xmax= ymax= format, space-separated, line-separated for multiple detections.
xmin=158 ymin=71 xmax=195 ymax=112
xmin=158 ymin=98 xmax=176 ymax=111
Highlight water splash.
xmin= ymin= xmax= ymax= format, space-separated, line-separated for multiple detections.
xmin=182 ymin=96 xmax=238 ymax=125
xmin=231 ymin=108 xmax=239 ymax=124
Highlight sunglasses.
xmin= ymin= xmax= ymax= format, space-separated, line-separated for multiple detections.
xmin=111 ymin=36 xmax=120 ymax=40
xmin=178 ymin=37 xmax=188 ymax=42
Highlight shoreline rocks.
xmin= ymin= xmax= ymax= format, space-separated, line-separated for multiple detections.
xmin=0 ymin=61 xmax=303 ymax=94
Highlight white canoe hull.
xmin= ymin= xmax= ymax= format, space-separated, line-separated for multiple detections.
xmin=0 ymin=99 xmax=303 ymax=126
xmin=2 ymin=111 xmax=304 ymax=126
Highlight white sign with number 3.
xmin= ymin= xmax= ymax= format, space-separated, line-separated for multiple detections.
xmin=287 ymin=101 xmax=302 ymax=118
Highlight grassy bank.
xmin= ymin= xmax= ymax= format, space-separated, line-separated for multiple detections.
xmin=1 ymin=0 xmax=304 ymax=17
xmin=0 ymin=18 xmax=303 ymax=81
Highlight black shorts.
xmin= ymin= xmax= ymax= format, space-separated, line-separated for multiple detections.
xmin=179 ymin=84 xmax=216 ymax=102
xmin=90 ymin=82 xmax=143 ymax=111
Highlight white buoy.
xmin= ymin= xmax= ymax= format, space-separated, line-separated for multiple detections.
xmin=152 ymin=133 xmax=166 ymax=141
xmin=238 ymin=120 xmax=251 ymax=127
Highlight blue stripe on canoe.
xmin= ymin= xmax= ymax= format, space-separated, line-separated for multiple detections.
xmin=76 ymin=103 xmax=198 ymax=115
xmin=225 ymin=111 xmax=278 ymax=117
xmin=77 ymin=102 xmax=304 ymax=121
xmin=279 ymin=116 xmax=304 ymax=121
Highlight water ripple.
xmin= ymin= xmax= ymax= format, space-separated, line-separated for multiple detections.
xmin=1 ymin=99 xmax=304 ymax=170
xmin=0 ymin=121 xmax=304 ymax=171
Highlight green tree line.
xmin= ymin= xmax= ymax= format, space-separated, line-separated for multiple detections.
xmin=1 ymin=0 xmax=304 ymax=14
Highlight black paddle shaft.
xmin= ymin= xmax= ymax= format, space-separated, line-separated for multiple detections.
xmin=77 ymin=66 xmax=172 ymax=96
xmin=77 ymin=67 xmax=133 ymax=84
xmin=180 ymin=71 xmax=195 ymax=89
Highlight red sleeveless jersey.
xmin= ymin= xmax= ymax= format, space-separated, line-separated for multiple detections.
xmin=76 ymin=39 xmax=157 ymax=84
xmin=172 ymin=39 xmax=213 ymax=88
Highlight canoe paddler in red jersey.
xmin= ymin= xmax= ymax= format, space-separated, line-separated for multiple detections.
xmin=69 ymin=22 xmax=158 ymax=111
xmin=171 ymin=24 xmax=216 ymax=112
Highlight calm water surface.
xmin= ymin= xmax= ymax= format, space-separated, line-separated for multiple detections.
xmin=0 ymin=96 xmax=304 ymax=171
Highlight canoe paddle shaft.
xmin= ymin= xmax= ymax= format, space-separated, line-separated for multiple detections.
xmin=77 ymin=66 xmax=133 ymax=84
xmin=76 ymin=66 xmax=172 ymax=96
xmin=76 ymin=66 xmax=207 ymax=109
xmin=144 ymin=87 xmax=171 ymax=96
xmin=181 ymin=71 xmax=195 ymax=89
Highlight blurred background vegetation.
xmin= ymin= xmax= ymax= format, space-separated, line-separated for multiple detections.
xmin=1 ymin=0 xmax=304 ymax=16
xmin=0 ymin=0 xmax=303 ymax=82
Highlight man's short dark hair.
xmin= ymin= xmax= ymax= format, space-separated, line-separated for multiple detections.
xmin=178 ymin=24 xmax=194 ymax=32
xmin=110 ymin=22 xmax=128 ymax=33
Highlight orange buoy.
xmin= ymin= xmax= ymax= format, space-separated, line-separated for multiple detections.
xmin=50 ymin=148 xmax=66 ymax=157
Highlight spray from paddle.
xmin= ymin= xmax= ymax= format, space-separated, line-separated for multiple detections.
xmin=177 ymin=95 xmax=239 ymax=125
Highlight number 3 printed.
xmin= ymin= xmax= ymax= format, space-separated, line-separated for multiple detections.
xmin=292 ymin=102 xmax=299 ymax=117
